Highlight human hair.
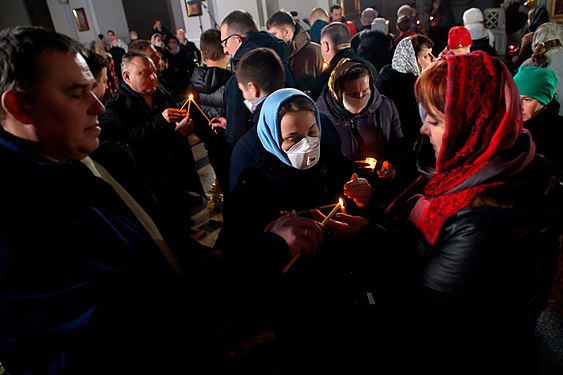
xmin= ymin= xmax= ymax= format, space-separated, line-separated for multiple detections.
xmin=334 ymin=63 xmax=372 ymax=97
xmin=361 ymin=8 xmax=378 ymax=25
xmin=531 ymin=39 xmax=561 ymax=67
xmin=128 ymin=39 xmax=153 ymax=52
xmin=411 ymin=34 xmax=434 ymax=54
xmin=85 ymin=50 xmax=110 ymax=83
xmin=0 ymin=26 xmax=85 ymax=120
xmin=120 ymin=49 xmax=151 ymax=74
xmin=310 ymin=7 xmax=329 ymax=21
xmin=321 ymin=22 xmax=351 ymax=47
xmin=278 ymin=95 xmax=317 ymax=120
xmin=397 ymin=15 xmax=412 ymax=32
xmin=107 ymin=30 xmax=115 ymax=35
xmin=221 ymin=10 xmax=259 ymax=36
xmin=234 ymin=47 xmax=285 ymax=95
xmin=330 ymin=4 xmax=342 ymax=13
xmin=397 ymin=4 xmax=414 ymax=17
xmin=414 ymin=58 xmax=447 ymax=114
xmin=199 ymin=29 xmax=225 ymax=61
xmin=266 ymin=10 xmax=295 ymax=30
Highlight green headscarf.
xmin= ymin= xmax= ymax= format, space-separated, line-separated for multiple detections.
xmin=513 ymin=65 xmax=558 ymax=105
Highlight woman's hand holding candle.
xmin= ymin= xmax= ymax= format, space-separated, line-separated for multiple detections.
xmin=310 ymin=209 xmax=369 ymax=238
xmin=377 ymin=160 xmax=396 ymax=180
xmin=209 ymin=117 xmax=227 ymax=134
xmin=343 ymin=173 xmax=372 ymax=208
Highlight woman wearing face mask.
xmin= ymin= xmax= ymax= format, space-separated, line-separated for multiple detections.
xmin=214 ymin=87 xmax=377 ymax=372
xmin=217 ymin=88 xmax=372 ymax=251
xmin=316 ymin=51 xmax=563 ymax=374
xmin=316 ymin=58 xmax=405 ymax=205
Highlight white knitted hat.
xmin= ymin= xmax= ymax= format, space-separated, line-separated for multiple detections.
xmin=463 ymin=8 xmax=487 ymax=40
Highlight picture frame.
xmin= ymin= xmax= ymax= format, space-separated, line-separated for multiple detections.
xmin=186 ymin=1 xmax=202 ymax=17
xmin=72 ymin=8 xmax=89 ymax=31
xmin=550 ymin=0 xmax=563 ymax=22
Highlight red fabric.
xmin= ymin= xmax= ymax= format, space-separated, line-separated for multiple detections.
xmin=410 ymin=51 xmax=530 ymax=244
xmin=448 ymin=26 xmax=472 ymax=49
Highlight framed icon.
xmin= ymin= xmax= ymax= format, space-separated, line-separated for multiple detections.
xmin=186 ymin=1 xmax=202 ymax=17
xmin=551 ymin=0 xmax=563 ymax=22
xmin=72 ymin=8 xmax=89 ymax=31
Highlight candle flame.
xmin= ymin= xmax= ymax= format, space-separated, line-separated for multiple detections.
xmin=188 ymin=93 xmax=194 ymax=101
xmin=365 ymin=157 xmax=377 ymax=170
xmin=339 ymin=197 xmax=344 ymax=206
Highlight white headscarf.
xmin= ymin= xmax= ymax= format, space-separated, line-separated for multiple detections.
xmin=392 ymin=36 xmax=420 ymax=75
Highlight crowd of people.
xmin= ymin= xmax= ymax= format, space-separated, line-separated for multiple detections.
xmin=0 ymin=2 xmax=562 ymax=374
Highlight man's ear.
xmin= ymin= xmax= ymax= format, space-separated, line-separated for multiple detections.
xmin=122 ymin=70 xmax=131 ymax=85
xmin=1 ymin=90 xmax=34 ymax=124
xmin=248 ymin=82 xmax=261 ymax=99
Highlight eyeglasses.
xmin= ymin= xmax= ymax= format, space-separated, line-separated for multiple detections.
xmin=220 ymin=34 xmax=242 ymax=48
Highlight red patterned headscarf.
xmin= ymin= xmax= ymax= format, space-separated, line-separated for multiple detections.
xmin=409 ymin=51 xmax=536 ymax=244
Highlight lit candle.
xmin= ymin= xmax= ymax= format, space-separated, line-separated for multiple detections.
xmin=322 ymin=198 xmax=342 ymax=225
xmin=340 ymin=197 xmax=346 ymax=214
xmin=179 ymin=94 xmax=191 ymax=111
xmin=187 ymin=93 xmax=193 ymax=114
xmin=192 ymin=98 xmax=212 ymax=123
xmin=365 ymin=157 xmax=377 ymax=171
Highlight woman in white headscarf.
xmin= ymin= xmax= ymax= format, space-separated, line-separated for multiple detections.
xmin=375 ymin=34 xmax=435 ymax=191
xmin=522 ymin=21 xmax=563 ymax=114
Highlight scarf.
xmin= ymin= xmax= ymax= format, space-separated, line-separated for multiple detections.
xmin=409 ymin=51 xmax=535 ymax=244
xmin=257 ymin=88 xmax=321 ymax=167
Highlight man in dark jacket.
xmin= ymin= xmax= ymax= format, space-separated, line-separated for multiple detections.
xmin=219 ymin=10 xmax=296 ymax=147
xmin=267 ymin=9 xmax=324 ymax=95
xmin=99 ymin=50 xmax=206 ymax=228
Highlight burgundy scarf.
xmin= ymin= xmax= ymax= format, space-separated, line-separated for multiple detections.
xmin=409 ymin=51 xmax=535 ymax=245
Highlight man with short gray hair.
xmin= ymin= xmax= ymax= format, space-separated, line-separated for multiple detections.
xmin=310 ymin=22 xmax=378 ymax=100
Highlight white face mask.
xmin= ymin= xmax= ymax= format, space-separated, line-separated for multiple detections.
xmin=343 ymin=91 xmax=371 ymax=114
xmin=285 ymin=136 xmax=321 ymax=170
xmin=243 ymin=97 xmax=265 ymax=113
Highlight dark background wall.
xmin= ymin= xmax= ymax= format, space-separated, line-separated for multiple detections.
xmin=121 ymin=0 xmax=174 ymax=39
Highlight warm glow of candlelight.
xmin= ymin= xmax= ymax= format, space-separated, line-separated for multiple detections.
xmin=188 ymin=93 xmax=194 ymax=101
xmin=322 ymin=198 xmax=342 ymax=225
xmin=339 ymin=197 xmax=346 ymax=214
xmin=365 ymin=157 xmax=377 ymax=170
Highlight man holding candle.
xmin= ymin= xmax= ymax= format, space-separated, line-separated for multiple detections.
xmin=98 ymin=50 xmax=206 ymax=228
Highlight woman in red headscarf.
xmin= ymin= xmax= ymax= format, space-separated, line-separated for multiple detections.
xmin=314 ymin=51 xmax=563 ymax=373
